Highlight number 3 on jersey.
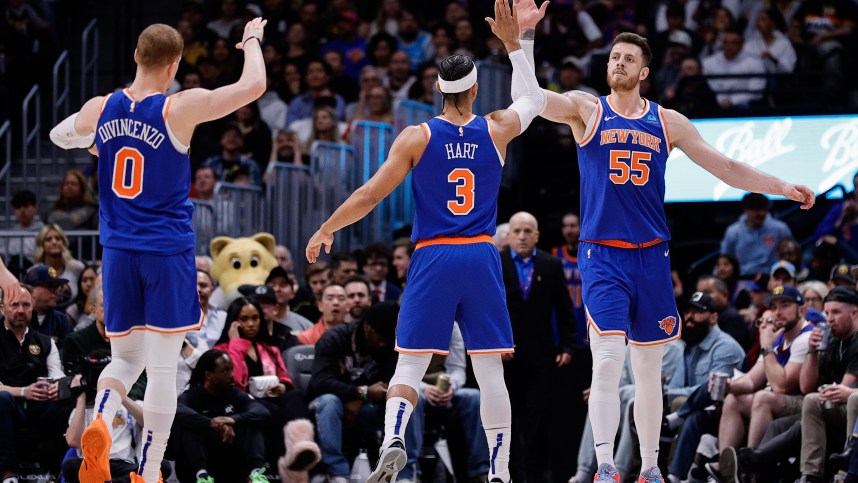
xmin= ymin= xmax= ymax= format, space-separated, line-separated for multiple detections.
xmin=609 ymin=150 xmax=651 ymax=186
xmin=112 ymin=147 xmax=144 ymax=199
xmin=447 ymin=168 xmax=475 ymax=215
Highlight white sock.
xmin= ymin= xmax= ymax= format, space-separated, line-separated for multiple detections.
xmin=195 ymin=470 xmax=209 ymax=478
xmin=666 ymin=412 xmax=682 ymax=430
xmin=640 ymin=446 xmax=659 ymax=470
xmin=94 ymin=388 xmax=123 ymax=423
xmin=138 ymin=430 xmax=169 ymax=482
xmin=485 ymin=424 xmax=512 ymax=482
xmin=381 ymin=397 xmax=414 ymax=448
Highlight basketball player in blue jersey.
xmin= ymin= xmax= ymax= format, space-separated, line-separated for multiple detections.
xmin=49 ymin=18 xmax=268 ymax=483
xmin=511 ymin=2 xmax=815 ymax=483
xmin=305 ymin=2 xmax=544 ymax=481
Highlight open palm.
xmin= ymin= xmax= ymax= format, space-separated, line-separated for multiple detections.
xmin=515 ymin=0 xmax=549 ymax=29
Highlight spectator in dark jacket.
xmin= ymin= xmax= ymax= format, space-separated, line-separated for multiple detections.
xmin=308 ymin=302 xmax=424 ymax=482
xmin=172 ymin=349 xmax=271 ymax=482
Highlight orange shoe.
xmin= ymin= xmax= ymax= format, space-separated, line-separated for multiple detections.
xmin=129 ymin=472 xmax=164 ymax=483
xmin=79 ymin=416 xmax=112 ymax=483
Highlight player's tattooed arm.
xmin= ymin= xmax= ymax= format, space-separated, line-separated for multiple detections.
xmin=521 ymin=28 xmax=536 ymax=40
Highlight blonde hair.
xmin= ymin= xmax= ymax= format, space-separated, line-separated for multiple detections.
xmin=34 ymin=223 xmax=74 ymax=265
xmin=304 ymin=106 xmax=342 ymax=152
xmin=136 ymin=23 xmax=183 ymax=69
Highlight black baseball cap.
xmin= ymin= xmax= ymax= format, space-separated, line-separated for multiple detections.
xmin=266 ymin=266 xmax=291 ymax=284
xmin=238 ymin=284 xmax=277 ymax=304
xmin=363 ymin=301 xmax=399 ymax=343
xmin=830 ymin=263 xmax=856 ymax=284
xmin=688 ymin=291 xmax=716 ymax=312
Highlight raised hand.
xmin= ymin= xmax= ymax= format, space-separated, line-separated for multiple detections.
xmin=236 ymin=17 xmax=267 ymax=50
xmin=514 ymin=0 xmax=549 ymax=30
xmin=485 ymin=0 xmax=521 ymax=51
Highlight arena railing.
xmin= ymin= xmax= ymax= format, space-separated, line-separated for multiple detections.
xmin=0 ymin=230 xmax=101 ymax=268
xmin=52 ymin=50 xmax=70 ymax=167
xmin=215 ymin=182 xmax=266 ymax=237
xmin=0 ymin=121 xmax=11 ymax=223
xmin=21 ymin=85 xmax=41 ymax=183
xmin=191 ymin=201 xmax=217 ymax=256
xmin=394 ymin=100 xmax=434 ymax=134
xmin=81 ymin=19 xmax=99 ymax=105
xmin=352 ymin=121 xmax=401 ymax=245
xmin=266 ymin=162 xmax=314 ymax=276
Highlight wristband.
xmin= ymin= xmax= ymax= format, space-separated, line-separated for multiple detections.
xmin=243 ymin=36 xmax=261 ymax=47
xmin=20 ymin=387 xmax=25 ymax=398
xmin=361 ymin=385 xmax=368 ymax=401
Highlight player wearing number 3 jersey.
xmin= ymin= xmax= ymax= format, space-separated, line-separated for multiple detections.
xmin=510 ymin=2 xmax=816 ymax=483
xmin=305 ymin=3 xmax=543 ymax=481
xmin=50 ymin=18 xmax=268 ymax=483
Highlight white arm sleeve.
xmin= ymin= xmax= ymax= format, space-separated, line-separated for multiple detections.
xmin=510 ymin=40 xmax=537 ymax=101
xmin=507 ymin=48 xmax=547 ymax=134
xmin=50 ymin=112 xmax=96 ymax=150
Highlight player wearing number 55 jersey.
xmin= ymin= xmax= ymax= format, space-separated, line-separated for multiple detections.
xmin=305 ymin=3 xmax=544 ymax=482
xmin=50 ymin=19 xmax=269 ymax=483
xmin=511 ymin=2 xmax=816 ymax=483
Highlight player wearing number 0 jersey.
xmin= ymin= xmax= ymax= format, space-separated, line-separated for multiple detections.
xmin=50 ymin=18 xmax=269 ymax=483
xmin=511 ymin=2 xmax=816 ymax=482
xmin=306 ymin=3 xmax=545 ymax=481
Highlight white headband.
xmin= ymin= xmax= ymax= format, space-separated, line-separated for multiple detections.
xmin=438 ymin=65 xmax=477 ymax=94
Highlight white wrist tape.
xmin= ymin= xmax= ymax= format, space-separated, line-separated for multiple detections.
xmin=50 ymin=112 xmax=96 ymax=150
xmin=507 ymin=49 xmax=546 ymax=134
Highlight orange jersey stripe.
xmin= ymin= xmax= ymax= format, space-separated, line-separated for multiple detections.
xmin=415 ymin=234 xmax=494 ymax=250
xmin=583 ymin=238 xmax=663 ymax=249
xmin=579 ymin=102 xmax=602 ymax=146
xmin=658 ymin=106 xmax=671 ymax=150
xmin=163 ymin=96 xmax=173 ymax=123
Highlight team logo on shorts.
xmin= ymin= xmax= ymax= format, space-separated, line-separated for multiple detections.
xmin=658 ymin=316 xmax=677 ymax=335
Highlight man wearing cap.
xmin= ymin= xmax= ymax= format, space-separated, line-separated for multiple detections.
xmin=796 ymin=286 xmax=858 ymax=483
xmin=660 ymin=291 xmax=746 ymax=483
xmin=308 ymin=302 xmax=425 ymax=483
xmin=768 ymin=260 xmax=797 ymax=291
xmin=238 ymin=284 xmax=299 ymax=352
xmin=715 ymin=285 xmax=815 ymax=476
xmin=720 ymin=192 xmax=793 ymax=277
xmin=266 ymin=267 xmax=313 ymax=333
xmin=829 ymin=263 xmax=857 ymax=288
xmin=25 ymin=264 xmax=72 ymax=350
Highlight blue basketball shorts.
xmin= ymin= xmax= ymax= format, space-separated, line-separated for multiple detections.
xmin=102 ymin=247 xmax=203 ymax=338
xmin=396 ymin=237 xmax=514 ymax=355
xmin=578 ymin=240 xmax=681 ymax=345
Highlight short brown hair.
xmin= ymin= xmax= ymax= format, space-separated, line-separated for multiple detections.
xmin=136 ymin=24 xmax=183 ymax=69
xmin=392 ymin=237 xmax=415 ymax=257
xmin=304 ymin=262 xmax=330 ymax=280
xmin=611 ymin=32 xmax=653 ymax=67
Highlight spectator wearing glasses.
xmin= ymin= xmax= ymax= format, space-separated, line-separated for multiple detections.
xmin=360 ymin=243 xmax=402 ymax=303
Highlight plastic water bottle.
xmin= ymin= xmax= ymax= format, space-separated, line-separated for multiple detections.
xmin=350 ymin=449 xmax=372 ymax=483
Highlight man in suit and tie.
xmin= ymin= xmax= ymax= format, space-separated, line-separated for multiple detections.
xmin=500 ymin=211 xmax=577 ymax=483
xmin=360 ymin=243 xmax=403 ymax=303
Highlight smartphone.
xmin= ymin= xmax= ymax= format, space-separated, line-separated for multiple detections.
xmin=57 ymin=376 xmax=73 ymax=400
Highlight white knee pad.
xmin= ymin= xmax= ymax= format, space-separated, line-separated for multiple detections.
xmin=388 ymin=353 xmax=432 ymax=391
xmin=100 ymin=331 xmax=147 ymax=394
xmin=142 ymin=331 xmax=184 ymax=424
xmin=470 ymin=354 xmax=510 ymax=427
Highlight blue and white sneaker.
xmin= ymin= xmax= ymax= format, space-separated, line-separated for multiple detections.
xmin=639 ymin=466 xmax=665 ymax=483
xmin=595 ymin=464 xmax=621 ymax=483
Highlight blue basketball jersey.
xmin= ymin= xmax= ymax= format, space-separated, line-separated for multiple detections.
xmin=95 ymin=90 xmax=195 ymax=254
xmin=576 ymin=97 xmax=672 ymax=244
xmin=410 ymin=116 xmax=502 ymax=242
xmin=551 ymin=245 xmax=586 ymax=347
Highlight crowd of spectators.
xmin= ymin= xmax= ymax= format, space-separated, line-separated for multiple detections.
xmin=5 ymin=0 xmax=858 ymax=482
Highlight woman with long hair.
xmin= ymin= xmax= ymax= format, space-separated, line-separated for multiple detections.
xmin=213 ymin=298 xmax=313 ymax=464
xmin=234 ymin=102 xmax=273 ymax=171
xmin=65 ymin=264 xmax=98 ymax=327
xmin=46 ymin=169 xmax=98 ymax=230
xmin=302 ymin=105 xmax=345 ymax=153
xmin=34 ymin=223 xmax=85 ymax=302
